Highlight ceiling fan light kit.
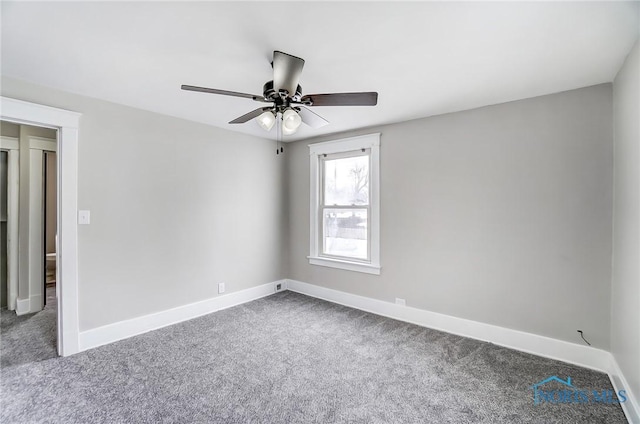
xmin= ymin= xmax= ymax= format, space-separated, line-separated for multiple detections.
xmin=282 ymin=108 xmax=302 ymax=133
xmin=181 ymin=50 xmax=378 ymax=138
xmin=257 ymin=110 xmax=276 ymax=131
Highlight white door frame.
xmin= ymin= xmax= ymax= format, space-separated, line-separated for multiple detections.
xmin=1 ymin=96 xmax=81 ymax=356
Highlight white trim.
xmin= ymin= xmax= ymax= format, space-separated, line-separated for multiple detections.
xmin=609 ymin=355 xmax=640 ymax=424
xmin=6 ymin=149 xmax=19 ymax=311
xmin=1 ymin=136 xmax=20 ymax=150
xmin=308 ymin=133 xmax=381 ymax=156
xmin=369 ymin=138 xmax=381 ymax=268
xmin=78 ymin=280 xmax=286 ymax=352
xmin=1 ymin=96 xmax=81 ymax=356
xmin=57 ymin=126 xmax=80 ymax=356
xmin=309 ymin=147 xmax=320 ymax=262
xmin=1 ymin=97 xmax=81 ymax=128
xmin=308 ymin=133 xmax=381 ymax=274
xmin=307 ymin=256 xmax=381 ymax=275
xmin=29 ymin=136 xmax=57 ymax=152
xmin=29 ymin=294 xmax=43 ymax=313
xmin=15 ymin=297 xmax=30 ymax=315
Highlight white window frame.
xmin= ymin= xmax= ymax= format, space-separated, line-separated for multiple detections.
xmin=308 ymin=133 xmax=380 ymax=275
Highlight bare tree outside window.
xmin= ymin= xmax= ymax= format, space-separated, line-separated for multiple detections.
xmin=349 ymin=162 xmax=369 ymax=205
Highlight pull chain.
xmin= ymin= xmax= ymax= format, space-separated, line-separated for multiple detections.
xmin=276 ymin=111 xmax=281 ymax=154
xmin=276 ymin=112 xmax=284 ymax=155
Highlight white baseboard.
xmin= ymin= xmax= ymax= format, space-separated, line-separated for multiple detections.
xmin=15 ymin=294 xmax=47 ymax=315
xmin=79 ymin=280 xmax=285 ymax=352
xmin=286 ymin=279 xmax=610 ymax=371
xmin=30 ymin=293 xmax=43 ymax=313
xmin=15 ymin=298 xmax=30 ymax=315
xmin=609 ymin=355 xmax=640 ymax=424
xmin=286 ymin=278 xmax=639 ymax=423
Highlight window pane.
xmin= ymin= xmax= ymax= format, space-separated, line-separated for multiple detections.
xmin=323 ymin=208 xmax=368 ymax=260
xmin=324 ymin=155 xmax=369 ymax=206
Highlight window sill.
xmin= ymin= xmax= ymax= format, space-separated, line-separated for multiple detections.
xmin=307 ymin=256 xmax=381 ymax=275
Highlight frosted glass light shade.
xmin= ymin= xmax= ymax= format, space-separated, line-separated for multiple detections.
xmin=282 ymin=108 xmax=302 ymax=134
xmin=257 ymin=111 xmax=276 ymax=131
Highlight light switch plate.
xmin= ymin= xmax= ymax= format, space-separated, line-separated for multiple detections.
xmin=78 ymin=210 xmax=90 ymax=225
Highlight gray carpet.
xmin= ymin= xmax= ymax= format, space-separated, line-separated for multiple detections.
xmin=1 ymin=286 xmax=57 ymax=369
xmin=0 ymin=290 xmax=627 ymax=423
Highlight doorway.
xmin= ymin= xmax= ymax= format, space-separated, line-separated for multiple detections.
xmin=1 ymin=96 xmax=81 ymax=356
xmin=1 ymin=121 xmax=58 ymax=364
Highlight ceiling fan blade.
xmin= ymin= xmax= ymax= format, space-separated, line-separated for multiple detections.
xmin=301 ymin=92 xmax=378 ymax=107
xmin=229 ymin=107 xmax=269 ymax=124
xmin=181 ymin=85 xmax=269 ymax=102
xmin=297 ymin=106 xmax=329 ymax=129
xmin=272 ymin=51 xmax=305 ymax=96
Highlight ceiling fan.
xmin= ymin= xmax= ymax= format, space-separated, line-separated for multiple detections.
xmin=181 ymin=51 xmax=378 ymax=137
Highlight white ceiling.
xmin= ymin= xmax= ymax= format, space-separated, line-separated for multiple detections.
xmin=2 ymin=1 xmax=638 ymax=142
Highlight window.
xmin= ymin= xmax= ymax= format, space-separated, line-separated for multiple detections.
xmin=308 ymin=133 xmax=380 ymax=274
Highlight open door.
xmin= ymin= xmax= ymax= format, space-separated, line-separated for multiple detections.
xmin=27 ymin=137 xmax=57 ymax=313
xmin=43 ymin=151 xmax=57 ymax=306
xmin=0 ymin=134 xmax=19 ymax=311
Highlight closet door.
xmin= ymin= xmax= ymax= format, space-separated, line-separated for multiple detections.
xmin=28 ymin=148 xmax=45 ymax=312
xmin=1 ymin=136 xmax=19 ymax=311
xmin=27 ymin=136 xmax=57 ymax=313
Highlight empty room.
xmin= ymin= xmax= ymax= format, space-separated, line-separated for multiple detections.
xmin=1 ymin=1 xmax=638 ymax=423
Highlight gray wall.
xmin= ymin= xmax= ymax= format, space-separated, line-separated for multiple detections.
xmin=1 ymin=77 xmax=287 ymax=331
xmin=287 ymin=84 xmax=614 ymax=349
xmin=612 ymin=40 xmax=640 ymax=406
xmin=1 ymin=121 xmax=20 ymax=138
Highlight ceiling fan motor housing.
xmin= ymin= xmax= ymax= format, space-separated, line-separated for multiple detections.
xmin=263 ymin=80 xmax=302 ymax=107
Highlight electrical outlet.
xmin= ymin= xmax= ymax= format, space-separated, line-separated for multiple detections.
xmin=218 ymin=283 xmax=225 ymax=294
xmin=275 ymin=282 xmax=284 ymax=292
xmin=395 ymin=298 xmax=406 ymax=306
